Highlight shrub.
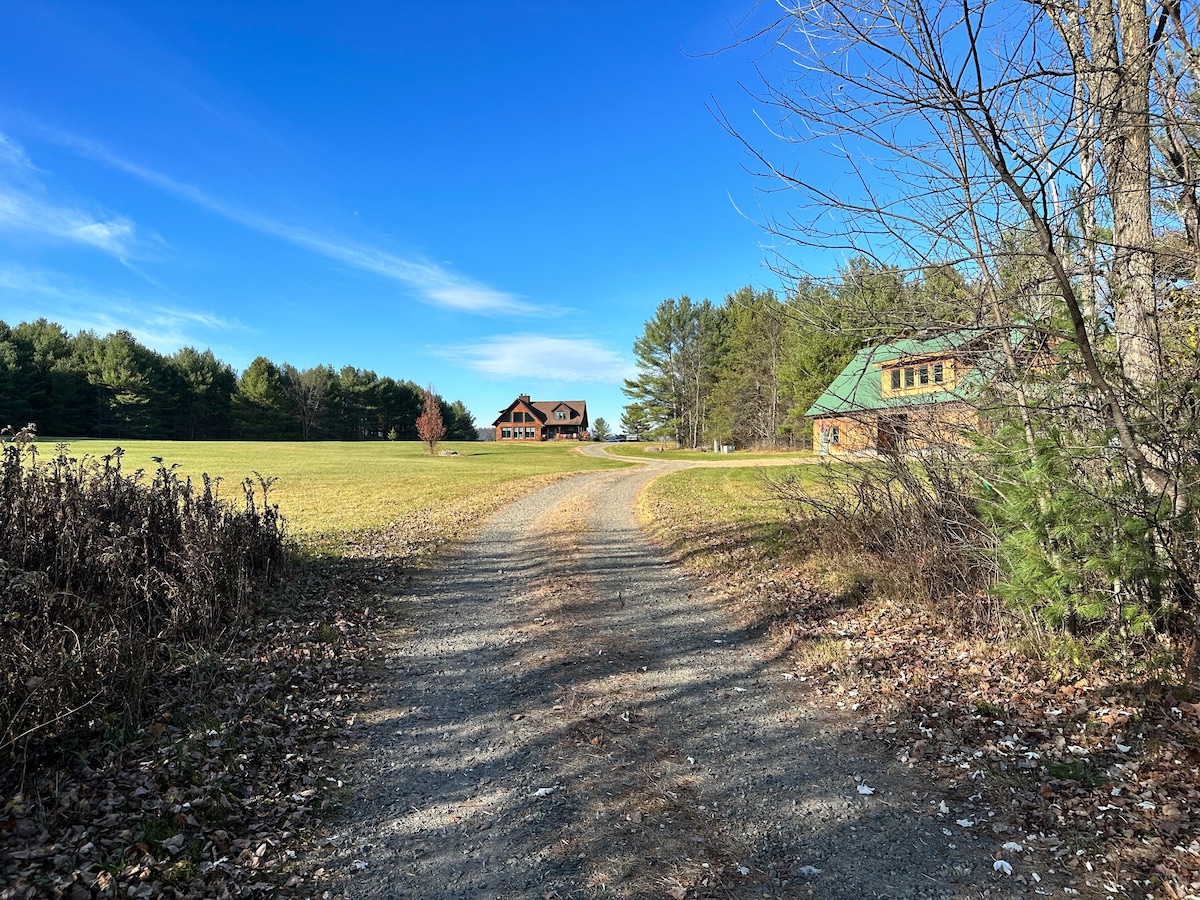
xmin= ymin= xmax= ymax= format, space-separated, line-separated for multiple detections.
xmin=0 ymin=442 xmax=288 ymax=767
xmin=767 ymin=445 xmax=998 ymax=624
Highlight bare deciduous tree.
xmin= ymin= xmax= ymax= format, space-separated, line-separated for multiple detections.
xmin=726 ymin=0 xmax=1200 ymax=644
xmin=280 ymin=363 xmax=332 ymax=441
xmin=416 ymin=384 xmax=446 ymax=455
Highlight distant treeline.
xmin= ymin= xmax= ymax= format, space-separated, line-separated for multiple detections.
xmin=0 ymin=318 xmax=478 ymax=441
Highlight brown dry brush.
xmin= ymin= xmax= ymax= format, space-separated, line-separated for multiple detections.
xmin=765 ymin=444 xmax=1002 ymax=628
xmin=0 ymin=441 xmax=288 ymax=776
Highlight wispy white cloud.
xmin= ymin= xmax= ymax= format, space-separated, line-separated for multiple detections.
xmin=0 ymin=133 xmax=142 ymax=258
xmin=440 ymin=335 xmax=635 ymax=383
xmin=0 ymin=264 xmax=245 ymax=351
xmin=0 ymin=133 xmax=34 ymax=171
xmin=47 ymin=130 xmax=549 ymax=317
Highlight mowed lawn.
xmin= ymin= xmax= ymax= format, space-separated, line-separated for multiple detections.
xmin=643 ymin=464 xmax=807 ymax=527
xmin=49 ymin=440 xmax=630 ymax=538
xmin=603 ymin=441 xmax=813 ymax=464
xmin=639 ymin=462 xmax=830 ymax=556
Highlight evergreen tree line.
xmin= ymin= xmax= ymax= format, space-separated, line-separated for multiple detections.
xmin=622 ymin=257 xmax=948 ymax=448
xmin=0 ymin=318 xmax=478 ymax=441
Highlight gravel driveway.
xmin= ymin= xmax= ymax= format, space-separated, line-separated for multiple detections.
xmin=331 ymin=455 xmax=1061 ymax=899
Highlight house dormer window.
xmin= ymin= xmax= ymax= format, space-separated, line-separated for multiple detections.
xmin=555 ymin=410 xmax=568 ymax=420
xmin=887 ymin=361 xmax=947 ymax=392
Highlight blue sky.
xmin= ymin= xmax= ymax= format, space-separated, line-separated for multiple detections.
xmin=0 ymin=1 xmax=805 ymax=430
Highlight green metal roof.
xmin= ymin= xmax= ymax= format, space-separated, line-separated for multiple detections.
xmin=804 ymin=330 xmax=986 ymax=418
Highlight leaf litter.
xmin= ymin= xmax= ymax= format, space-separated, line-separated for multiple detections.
xmin=642 ymin=481 xmax=1200 ymax=898
xmin=0 ymin=500 xmax=485 ymax=900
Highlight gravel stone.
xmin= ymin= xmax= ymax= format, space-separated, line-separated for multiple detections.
xmin=329 ymin=456 xmax=1065 ymax=898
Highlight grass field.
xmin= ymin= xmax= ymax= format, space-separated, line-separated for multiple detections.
xmin=603 ymin=441 xmax=813 ymax=463
xmin=639 ymin=463 xmax=826 ymax=555
xmin=44 ymin=440 xmax=630 ymax=539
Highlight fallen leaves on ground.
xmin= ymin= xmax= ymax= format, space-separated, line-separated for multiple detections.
xmin=0 ymin=499 xmax=485 ymax=900
xmin=644 ymin=488 xmax=1200 ymax=900
xmin=1 ymin=572 xmax=381 ymax=899
xmin=805 ymin=600 xmax=1200 ymax=898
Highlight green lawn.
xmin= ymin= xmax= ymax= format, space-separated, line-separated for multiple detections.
xmin=603 ymin=441 xmax=813 ymax=462
xmin=643 ymin=464 xmax=815 ymax=528
xmin=43 ymin=440 xmax=630 ymax=538
xmin=639 ymin=462 xmax=834 ymax=560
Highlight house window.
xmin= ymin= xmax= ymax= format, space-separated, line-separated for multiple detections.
xmin=524 ymin=426 xmax=536 ymax=438
xmin=933 ymin=362 xmax=944 ymax=383
xmin=889 ymin=369 xmax=901 ymax=390
xmin=918 ymin=365 xmax=930 ymax=386
xmin=904 ymin=367 xmax=915 ymax=387
xmin=501 ymin=427 xmax=512 ymax=439
xmin=555 ymin=410 xmax=567 ymax=419
xmin=829 ymin=425 xmax=840 ymax=445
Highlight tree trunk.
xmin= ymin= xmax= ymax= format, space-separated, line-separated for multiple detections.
xmin=1089 ymin=0 xmax=1162 ymax=391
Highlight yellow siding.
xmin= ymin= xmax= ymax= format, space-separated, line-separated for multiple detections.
xmin=879 ymin=358 xmax=968 ymax=400
xmin=813 ymin=401 xmax=981 ymax=454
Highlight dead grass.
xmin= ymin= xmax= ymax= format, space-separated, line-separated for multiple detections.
xmin=0 ymin=443 xmax=287 ymax=773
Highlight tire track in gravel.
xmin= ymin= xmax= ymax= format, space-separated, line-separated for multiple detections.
xmin=333 ymin=458 xmax=1064 ymax=899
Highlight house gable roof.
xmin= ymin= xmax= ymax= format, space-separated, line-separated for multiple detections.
xmin=491 ymin=397 xmax=589 ymax=427
xmin=532 ymin=400 xmax=588 ymax=427
xmin=805 ymin=329 xmax=990 ymax=418
xmin=492 ymin=396 xmax=539 ymax=426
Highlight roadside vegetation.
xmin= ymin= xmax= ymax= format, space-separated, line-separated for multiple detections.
xmin=0 ymin=437 xmax=626 ymax=899
xmin=0 ymin=437 xmax=287 ymax=764
xmin=641 ymin=462 xmax=1200 ymax=894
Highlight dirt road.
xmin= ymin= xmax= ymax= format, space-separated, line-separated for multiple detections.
xmin=331 ymin=455 xmax=1055 ymax=899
